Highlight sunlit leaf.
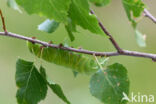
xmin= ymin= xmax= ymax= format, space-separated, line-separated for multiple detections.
xmin=69 ymin=0 xmax=105 ymax=36
xmin=122 ymin=0 xmax=145 ymax=27
xmin=15 ymin=0 xmax=71 ymax=23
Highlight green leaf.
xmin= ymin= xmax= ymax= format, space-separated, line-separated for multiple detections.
xmin=39 ymin=66 xmax=71 ymax=104
xmin=90 ymin=63 xmax=130 ymax=104
xmin=122 ymin=0 xmax=146 ymax=47
xmin=15 ymin=0 xmax=71 ymax=23
xmin=72 ymin=71 xmax=78 ymax=77
xmin=135 ymin=30 xmax=146 ymax=47
xmin=97 ymin=57 xmax=109 ymax=67
xmin=27 ymin=42 xmax=98 ymax=74
xmin=48 ymin=81 xmax=71 ymax=104
xmin=65 ymin=18 xmax=76 ymax=41
xmin=39 ymin=66 xmax=47 ymax=79
xmin=89 ymin=0 xmax=111 ymax=6
xmin=65 ymin=25 xmax=75 ymax=41
xmin=122 ymin=0 xmax=145 ymax=27
xmin=16 ymin=59 xmax=48 ymax=104
xmin=38 ymin=19 xmax=60 ymax=33
xmin=7 ymin=0 xmax=21 ymax=13
xmin=68 ymin=0 xmax=105 ymax=36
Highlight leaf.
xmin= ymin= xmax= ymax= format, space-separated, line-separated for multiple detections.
xmin=135 ymin=30 xmax=146 ymax=47
xmin=39 ymin=66 xmax=47 ymax=79
xmin=122 ymin=0 xmax=146 ymax=47
xmin=72 ymin=71 xmax=78 ymax=77
xmin=65 ymin=18 xmax=76 ymax=41
xmin=15 ymin=0 xmax=71 ymax=23
xmin=65 ymin=25 xmax=75 ymax=41
xmin=90 ymin=63 xmax=130 ymax=104
xmin=38 ymin=19 xmax=60 ymax=33
xmin=7 ymin=0 xmax=22 ymax=13
xmin=27 ymin=42 xmax=98 ymax=74
xmin=39 ymin=66 xmax=71 ymax=104
xmin=97 ymin=57 xmax=109 ymax=67
xmin=68 ymin=0 xmax=105 ymax=36
xmin=48 ymin=81 xmax=71 ymax=104
xmin=16 ymin=59 xmax=48 ymax=104
xmin=122 ymin=0 xmax=145 ymax=27
xmin=89 ymin=0 xmax=111 ymax=6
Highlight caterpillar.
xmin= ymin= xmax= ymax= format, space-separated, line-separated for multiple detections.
xmin=27 ymin=42 xmax=98 ymax=74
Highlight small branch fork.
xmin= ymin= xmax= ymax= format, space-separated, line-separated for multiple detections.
xmin=144 ymin=9 xmax=156 ymax=23
xmin=0 ymin=10 xmax=7 ymax=33
xmin=90 ymin=10 xmax=123 ymax=53
xmin=0 ymin=9 xmax=156 ymax=61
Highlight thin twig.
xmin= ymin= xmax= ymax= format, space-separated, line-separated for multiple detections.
xmin=0 ymin=9 xmax=7 ymax=33
xmin=90 ymin=10 xmax=123 ymax=53
xmin=144 ymin=9 xmax=156 ymax=23
xmin=0 ymin=32 xmax=156 ymax=61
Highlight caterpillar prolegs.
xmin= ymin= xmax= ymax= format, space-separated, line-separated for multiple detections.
xmin=27 ymin=42 xmax=98 ymax=74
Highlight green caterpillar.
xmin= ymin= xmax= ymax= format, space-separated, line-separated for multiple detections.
xmin=27 ymin=42 xmax=98 ymax=74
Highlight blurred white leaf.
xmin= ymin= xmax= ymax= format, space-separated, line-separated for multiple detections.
xmin=7 ymin=0 xmax=22 ymax=13
xmin=135 ymin=30 xmax=146 ymax=47
xmin=38 ymin=19 xmax=59 ymax=33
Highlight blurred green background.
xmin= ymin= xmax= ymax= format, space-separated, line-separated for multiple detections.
xmin=0 ymin=0 xmax=156 ymax=104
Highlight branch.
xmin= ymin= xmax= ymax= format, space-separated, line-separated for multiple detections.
xmin=0 ymin=32 xmax=156 ymax=61
xmin=90 ymin=10 xmax=123 ymax=53
xmin=0 ymin=9 xmax=7 ymax=33
xmin=0 ymin=9 xmax=156 ymax=61
xmin=144 ymin=9 xmax=156 ymax=23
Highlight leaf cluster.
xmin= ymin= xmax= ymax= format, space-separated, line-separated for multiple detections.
xmin=5 ymin=0 xmax=149 ymax=104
